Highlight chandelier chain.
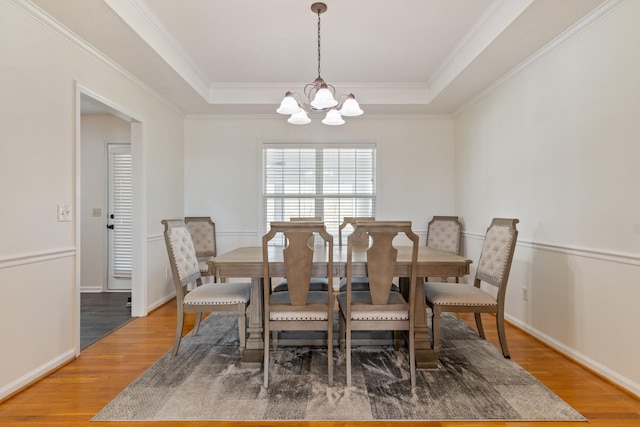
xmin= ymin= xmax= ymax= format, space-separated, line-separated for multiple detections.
xmin=317 ymin=9 xmax=321 ymax=78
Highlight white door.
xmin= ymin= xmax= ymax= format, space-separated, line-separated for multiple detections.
xmin=107 ymin=143 xmax=132 ymax=290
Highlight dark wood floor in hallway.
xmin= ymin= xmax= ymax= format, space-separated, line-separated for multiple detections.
xmin=81 ymin=291 xmax=132 ymax=349
xmin=0 ymin=300 xmax=638 ymax=426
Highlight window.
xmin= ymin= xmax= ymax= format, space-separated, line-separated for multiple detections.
xmin=262 ymin=143 xmax=376 ymax=238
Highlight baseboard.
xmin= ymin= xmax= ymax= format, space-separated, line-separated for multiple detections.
xmin=505 ymin=314 xmax=640 ymax=398
xmin=0 ymin=349 xmax=76 ymax=402
xmin=147 ymin=292 xmax=176 ymax=313
xmin=80 ymin=286 xmax=103 ymax=293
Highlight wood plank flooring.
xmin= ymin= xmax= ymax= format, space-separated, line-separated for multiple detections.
xmin=0 ymin=300 xmax=638 ymax=426
xmin=81 ymin=292 xmax=132 ymax=349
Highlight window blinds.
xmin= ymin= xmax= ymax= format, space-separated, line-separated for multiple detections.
xmin=262 ymin=144 xmax=376 ymax=237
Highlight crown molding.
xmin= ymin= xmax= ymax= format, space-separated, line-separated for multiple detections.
xmin=13 ymin=0 xmax=184 ymax=116
xmin=426 ymin=0 xmax=535 ymax=104
xmin=453 ymin=0 xmax=628 ymax=116
xmin=104 ymin=0 xmax=210 ymax=101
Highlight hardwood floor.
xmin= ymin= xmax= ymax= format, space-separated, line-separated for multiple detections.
xmin=0 ymin=301 xmax=638 ymax=426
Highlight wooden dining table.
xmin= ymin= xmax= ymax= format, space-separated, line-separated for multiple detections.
xmin=209 ymin=245 xmax=472 ymax=369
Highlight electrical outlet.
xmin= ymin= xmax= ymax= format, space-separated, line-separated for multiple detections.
xmin=57 ymin=204 xmax=72 ymax=222
xmin=92 ymin=207 xmax=102 ymax=217
xmin=522 ymin=288 xmax=529 ymax=301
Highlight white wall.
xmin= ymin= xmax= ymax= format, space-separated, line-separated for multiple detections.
xmin=184 ymin=116 xmax=456 ymax=252
xmin=80 ymin=115 xmax=131 ymax=291
xmin=454 ymin=0 xmax=640 ymax=395
xmin=0 ymin=1 xmax=184 ymax=399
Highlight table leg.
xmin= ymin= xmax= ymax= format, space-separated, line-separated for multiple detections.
xmin=401 ymin=276 xmax=438 ymax=369
xmin=241 ymin=277 xmax=264 ymax=368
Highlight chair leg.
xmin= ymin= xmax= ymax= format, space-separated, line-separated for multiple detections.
xmin=474 ymin=312 xmax=486 ymax=339
xmin=238 ymin=304 xmax=246 ymax=349
xmin=193 ymin=311 xmax=203 ymax=336
xmin=409 ymin=324 xmax=416 ymax=389
xmin=271 ymin=331 xmax=279 ymax=351
xmin=393 ymin=330 xmax=401 ymax=351
xmin=263 ymin=320 xmax=270 ymax=388
xmin=346 ymin=319 xmax=352 ymax=387
xmin=173 ymin=306 xmax=185 ymax=356
xmin=339 ymin=312 xmax=346 ymax=351
xmin=496 ymin=311 xmax=510 ymax=358
xmin=327 ymin=317 xmax=333 ymax=387
xmin=431 ymin=306 xmax=442 ymax=356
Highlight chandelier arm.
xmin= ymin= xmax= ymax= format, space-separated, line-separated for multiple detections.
xmin=336 ymin=93 xmax=349 ymax=109
xmin=303 ymin=83 xmax=316 ymax=106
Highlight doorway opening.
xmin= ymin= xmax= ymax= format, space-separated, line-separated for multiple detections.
xmin=77 ymin=88 xmax=146 ymax=353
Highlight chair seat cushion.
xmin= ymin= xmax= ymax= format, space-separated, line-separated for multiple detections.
xmin=273 ymin=277 xmax=329 ymax=292
xmin=184 ymin=282 xmax=251 ymax=305
xmin=338 ymin=277 xmax=399 ymax=293
xmin=269 ymin=291 xmax=332 ymax=320
xmin=425 ymin=282 xmax=497 ymax=306
xmin=336 ymin=291 xmax=408 ymax=321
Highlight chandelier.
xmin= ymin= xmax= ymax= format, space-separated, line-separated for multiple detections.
xmin=276 ymin=2 xmax=363 ymax=125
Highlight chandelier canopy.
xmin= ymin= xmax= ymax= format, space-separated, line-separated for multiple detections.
xmin=276 ymin=2 xmax=363 ymax=125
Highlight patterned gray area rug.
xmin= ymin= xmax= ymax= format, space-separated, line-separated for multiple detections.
xmin=93 ymin=312 xmax=585 ymax=422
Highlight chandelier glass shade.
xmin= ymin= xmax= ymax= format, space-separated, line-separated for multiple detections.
xmin=277 ymin=3 xmax=363 ymax=125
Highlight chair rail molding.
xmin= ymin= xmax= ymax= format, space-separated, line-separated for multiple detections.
xmin=462 ymin=232 xmax=640 ymax=267
xmin=0 ymin=247 xmax=76 ymax=269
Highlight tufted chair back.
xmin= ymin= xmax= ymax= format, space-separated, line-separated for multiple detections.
xmin=163 ymin=220 xmax=202 ymax=301
xmin=475 ymin=218 xmax=519 ymax=290
xmin=426 ymin=216 xmax=462 ymax=255
xmin=184 ymin=217 xmax=217 ymax=278
xmin=184 ymin=217 xmax=216 ymax=258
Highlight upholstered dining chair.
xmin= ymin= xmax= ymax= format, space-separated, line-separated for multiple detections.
xmin=425 ymin=215 xmax=462 ymax=282
xmin=425 ymin=217 xmax=519 ymax=359
xmin=272 ymin=216 xmax=329 ymax=293
xmin=162 ymin=219 xmax=251 ymax=356
xmin=184 ymin=216 xmax=217 ymax=281
xmin=337 ymin=221 xmax=419 ymax=388
xmin=262 ymin=221 xmax=334 ymax=388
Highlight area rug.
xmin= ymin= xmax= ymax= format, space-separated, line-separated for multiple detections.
xmin=93 ymin=312 xmax=585 ymax=422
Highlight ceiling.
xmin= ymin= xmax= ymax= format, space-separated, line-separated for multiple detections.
xmin=32 ymin=0 xmax=608 ymax=116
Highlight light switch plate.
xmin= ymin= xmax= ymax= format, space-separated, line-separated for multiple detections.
xmin=58 ymin=204 xmax=72 ymax=222
xmin=92 ymin=208 xmax=102 ymax=217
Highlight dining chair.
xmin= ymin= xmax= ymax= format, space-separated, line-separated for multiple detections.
xmin=272 ymin=216 xmax=329 ymax=293
xmin=425 ymin=215 xmax=462 ymax=282
xmin=337 ymin=221 xmax=419 ymax=388
xmin=425 ymin=217 xmax=519 ymax=359
xmin=184 ymin=216 xmax=217 ymax=281
xmin=162 ymin=219 xmax=251 ymax=356
xmin=337 ymin=217 xmax=377 ymax=293
xmin=262 ymin=221 xmax=334 ymax=388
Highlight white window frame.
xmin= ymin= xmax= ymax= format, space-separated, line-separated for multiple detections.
xmin=260 ymin=141 xmax=377 ymax=240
